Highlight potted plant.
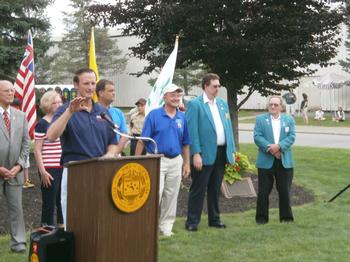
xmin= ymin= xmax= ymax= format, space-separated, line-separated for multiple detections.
xmin=221 ymin=152 xmax=256 ymax=198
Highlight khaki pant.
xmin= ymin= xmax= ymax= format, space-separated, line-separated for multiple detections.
xmin=158 ymin=155 xmax=183 ymax=235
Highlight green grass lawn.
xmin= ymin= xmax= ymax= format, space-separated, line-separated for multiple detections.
xmin=1 ymin=144 xmax=350 ymax=261
xmin=293 ymin=115 xmax=350 ymax=127
xmin=158 ymin=144 xmax=350 ymax=262
xmin=238 ymin=110 xmax=262 ymax=118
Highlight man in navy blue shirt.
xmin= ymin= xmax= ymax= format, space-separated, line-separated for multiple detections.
xmin=135 ymin=84 xmax=190 ymax=237
xmin=47 ymin=68 xmax=120 ymax=225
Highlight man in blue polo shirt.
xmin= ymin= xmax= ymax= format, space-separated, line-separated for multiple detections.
xmin=47 ymin=68 xmax=120 ymax=225
xmin=96 ymin=79 xmax=128 ymax=151
xmin=135 ymin=84 xmax=190 ymax=237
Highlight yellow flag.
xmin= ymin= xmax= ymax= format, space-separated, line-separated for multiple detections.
xmin=89 ymin=27 xmax=99 ymax=102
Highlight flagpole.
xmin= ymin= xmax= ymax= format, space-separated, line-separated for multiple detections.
xmin=89 ymin=27 xmax=99 ymax=102
xmin=14 ymin=30 xmax=37 ymax=139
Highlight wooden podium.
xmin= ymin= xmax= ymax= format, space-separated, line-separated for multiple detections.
xmin=65 ymin=155 xmax=161 ymax=262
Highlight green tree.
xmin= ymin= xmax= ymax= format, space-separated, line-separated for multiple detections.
xmin=148 ymin=61 xmax=209 ymax=95
xmin=90 ymin=0 xmax=343 ymax=145
xmin=339 ymin=0 xmax=350 ymax=72
xmin=42 ymin=0 xmax=126 ymax=84
xmin=173 ymin=61 xmax=209 ymax=95
xmin=0 ymin=0 xmax=52 ymax=81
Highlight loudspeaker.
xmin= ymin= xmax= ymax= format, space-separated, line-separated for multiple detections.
xmin=28 ymin=226 xmax=74 ymax=262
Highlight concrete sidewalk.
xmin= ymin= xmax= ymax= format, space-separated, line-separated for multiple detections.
xmin=239 ymin=123 xmax=350 ymax=136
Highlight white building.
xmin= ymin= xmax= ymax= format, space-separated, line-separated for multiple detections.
xmin=47 ymin=2 xmax=349 ymax=111
xmin=110 ymin=22 xmax=350 ymax=111
xmin=239 ymin=1 xmax=350 ymax=112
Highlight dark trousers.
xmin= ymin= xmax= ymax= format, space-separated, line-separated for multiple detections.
xmin=256 ymin=159 xmax=294 ymax=223
xmin=40 ymin=168 xmax=63 ymax=226
xmin=186 ymin=146 xmax=226 ymax=226
xmin=130 ymin=135 xmax=146 ymax=156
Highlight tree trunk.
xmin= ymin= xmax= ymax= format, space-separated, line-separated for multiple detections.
xmin=226 ymin=87 xmax=240 ymax=151
xmin=184 ymin=73 xmax=188 ymax=95
xmin=226 ymin=86 xmax=255 ymax=152
xmin=85 ymin=26 xmax=90 ymax=67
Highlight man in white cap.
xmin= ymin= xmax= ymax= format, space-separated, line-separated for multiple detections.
xmin=135 ymin=84 xmax=191 ymax=236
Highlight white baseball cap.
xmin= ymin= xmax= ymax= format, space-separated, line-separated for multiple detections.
xmin=163 ymin=84 xmax=183 ymax=94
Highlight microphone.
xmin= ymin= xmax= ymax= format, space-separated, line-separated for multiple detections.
xmin=100 ymin=112 xmax=119 ymax=129
xmin=100 ymin=112 xmax=158 ymax=154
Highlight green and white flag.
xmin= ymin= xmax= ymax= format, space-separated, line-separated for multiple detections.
xmin=146 ymin=36 xmax=179 ymax=115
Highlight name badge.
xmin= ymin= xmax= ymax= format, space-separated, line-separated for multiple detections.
xmin=225 ymin=113 xmax=230 ymax=119
xmin=285 ymin=126 xmax=289 ymax=133
xmin=176 ymin=119 xmax=182 ymax=128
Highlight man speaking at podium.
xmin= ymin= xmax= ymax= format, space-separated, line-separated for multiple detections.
xmin=47 ymin=68 xmax=121 ymax=225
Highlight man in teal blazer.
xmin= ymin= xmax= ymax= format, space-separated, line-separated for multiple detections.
xmin=254 ymin=96 xmax=296 ymax=224
xmin=185 ymin=73 xmax=235 ymax=231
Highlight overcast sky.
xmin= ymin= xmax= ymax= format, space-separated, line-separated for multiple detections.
xmin=46 ymin=0 xmax=115 ymax=36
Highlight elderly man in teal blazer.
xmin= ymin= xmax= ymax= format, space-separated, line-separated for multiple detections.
xmin=254 ymin=96 xmax=296 ymax=224
xmin=185 ymin=73 xmax=235 ymax=231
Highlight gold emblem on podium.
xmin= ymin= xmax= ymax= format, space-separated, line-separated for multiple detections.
xmin=111 ymin=163 xmax=151 ymax=213
xmin=31 ymin=253 xmax=39 ymax=262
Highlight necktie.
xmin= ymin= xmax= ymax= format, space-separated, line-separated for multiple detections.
xmin=3 ymin=111 xmax=10 ymax=133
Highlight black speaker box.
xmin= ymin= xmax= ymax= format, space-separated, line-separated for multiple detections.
xmin=28 ymin=226 xmax=74 ymax=262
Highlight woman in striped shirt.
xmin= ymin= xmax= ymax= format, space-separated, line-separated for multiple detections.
xmin=34 ymin=91 xmax=63 ymax=227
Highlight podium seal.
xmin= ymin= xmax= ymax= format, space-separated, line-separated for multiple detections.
xmin=111 ymin=163 xmax=151 ymax=213
xmin=31 ymin=253 xmax=39 ymax=262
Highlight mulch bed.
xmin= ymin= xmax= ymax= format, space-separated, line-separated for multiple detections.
xmin=177 ymin=175 xmax=314 ymax=217
xmin=0 ymin=154 xmax=314 ymax=234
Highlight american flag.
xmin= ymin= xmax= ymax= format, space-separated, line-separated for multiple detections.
xmin=14 ymin=30 xmax=37 ymax=139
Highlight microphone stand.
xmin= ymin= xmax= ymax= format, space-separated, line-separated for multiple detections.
xmin=328 ymin=183 xmax=350 ymax=202
xmin=100 ymin=111 xmax=158 ymax=154
xmin=111 ymin=127 xmax=158 ymax=154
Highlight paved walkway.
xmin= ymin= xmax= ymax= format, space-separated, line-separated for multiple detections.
xmin=238 ymin=116 xmax=350 ymax=136
xmin=238 ymin=117 xmax=350 ymax=148
xmin=239 ymin=123 xmax=350 ymax=136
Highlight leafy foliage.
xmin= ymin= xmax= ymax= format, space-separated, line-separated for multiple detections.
xmin=0 ymin=0 xmax=52 ymax=81
xmin=172 ymin=61 xmax=209 ymax=95
xmin=89 ymin=0 xmax=344 ymax=145
xmin=38 ymin=0 xmax=127 ymax=84
xmin=224 ymin=152 xmax=256 ymax=185
xmin=148 ymin=61 xmax=209 ymax=94
xmin=339 ymin=0 xmax=350 ymax=72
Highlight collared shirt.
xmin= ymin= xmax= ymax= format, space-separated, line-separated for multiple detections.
xmin=141 ymin=106 xmax=191 ymax=157
xmin=109 ymin=107 xmax=128 ymax=142
xmin=0 ymin=106 xmax=11 ymax=118
xmin=271 ymin=114 xmax=281 ymax=144
xmin=203 ymin=92 xmax=226 ymax=145
xmin=130 ymin=112 xmax=145 ymax=135
xmin=52 ymin=101 xmax=118 ymax=164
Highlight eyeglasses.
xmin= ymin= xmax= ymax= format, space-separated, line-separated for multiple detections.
xmin=269 ymin=103 xmax=280 ymax=107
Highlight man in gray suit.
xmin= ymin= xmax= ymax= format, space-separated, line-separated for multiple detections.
xmin=0 ymin=80 xmax=30 ymax=253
